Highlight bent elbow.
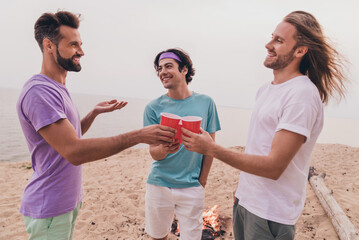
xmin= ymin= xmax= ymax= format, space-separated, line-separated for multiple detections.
xmin=265 ymin=156 xmax=287 ymax=180
xmin=267 ymin=168 xmax=285 ymax=180
xmin=269 ymin=174 xmax=281 ymax=181
xmin=69 ymin=159 xmax=82 ymax=166
xmin=63 ymin=153 xmax=83 ymax=166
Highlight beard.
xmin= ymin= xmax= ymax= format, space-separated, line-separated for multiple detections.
xmin=56 ymin=48 xmax=82 ymax=72
xmin=264 ymin=48 xmax=296 ymax=70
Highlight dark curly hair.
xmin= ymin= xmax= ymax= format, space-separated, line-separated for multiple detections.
xmin=34 ymin=11 xmax=81 ymax=52
xmin=154 ymin=48 xmax=195 ymax=84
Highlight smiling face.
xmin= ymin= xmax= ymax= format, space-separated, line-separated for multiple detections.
xmin=55 ymin=25 xmax=84 ymax=72
xmin=264 ymin=21 xmax=298 ymax=70
xmin=157 ymin=58 xmax=187 ymax=90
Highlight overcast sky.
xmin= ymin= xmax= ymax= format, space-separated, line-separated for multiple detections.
xmin=1 ymin=0 xmax=358 ymax=119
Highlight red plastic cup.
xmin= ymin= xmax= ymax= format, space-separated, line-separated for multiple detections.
xmin=160 ymin=113 xmax=182 ymax=143
xmin=181 ymin=116 xmax=202 ymax=137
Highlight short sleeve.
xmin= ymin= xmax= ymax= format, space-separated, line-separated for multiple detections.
xmin=276 ymin=102 xmax=319 ymax=141
xmin=22 ymin=85 xmax=66 ymax=131
xmin=143 ymin=104 xmax=158 ymax=127
xmin=205 ymin=98 xmax=221 ymax=134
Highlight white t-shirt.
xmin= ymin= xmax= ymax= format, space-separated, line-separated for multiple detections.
xmin=235 ymin=75 xmax=324 ymax=225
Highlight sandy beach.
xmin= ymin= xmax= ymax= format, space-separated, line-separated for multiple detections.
xmin=1 ymin=143 xmax=358 ymax=240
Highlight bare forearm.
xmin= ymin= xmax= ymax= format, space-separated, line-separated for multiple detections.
xmin=40 ymin=118 xmax=177 ymax=166
xmin=199 ymin=132 xmax=215 ymax=185
xmin=199 ymin=155 xmax=213 ymax=183
xmin=183 ymin=129 xmax=303 ymax=180
xmin=81 ymin=110 xmax=97 ymax=135
xmin=65 ymin=129 xmax=142 ymax=165
xmin=210 ymin=144 xmax=281 ymax=180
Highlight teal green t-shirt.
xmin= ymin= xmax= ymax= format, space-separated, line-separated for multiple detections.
xmin=143 ymin=92 xmax=221 ymax=188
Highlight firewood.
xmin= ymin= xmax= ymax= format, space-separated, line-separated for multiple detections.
xmin=309 ymin=167 xmax=359 ymax=240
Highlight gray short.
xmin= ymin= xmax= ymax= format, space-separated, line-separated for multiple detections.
xmin=233 ymin=198 xmax=295 ymax=240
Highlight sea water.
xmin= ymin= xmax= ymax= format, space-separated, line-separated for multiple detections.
xmin=0 ymin=88 xmax=357 ymax=162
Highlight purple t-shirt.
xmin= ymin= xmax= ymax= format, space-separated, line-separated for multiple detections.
xmin=16 ymin=74 xmax=83 ymax=219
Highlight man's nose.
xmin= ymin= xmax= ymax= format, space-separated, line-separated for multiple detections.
xmin=161 ymin=68 xmax=168 ymax=74
xmin=77 ymin=46 xmax=85 ymax=56
xmin=265 ymin=41 xmax=273 ymax=50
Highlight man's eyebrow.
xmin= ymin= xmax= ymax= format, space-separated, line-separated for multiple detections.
xmin=69 ymin=41 xmax=82 ymax=45
xmin=159 ymin=62 xmax=173 ymax=68
xmin=272 ymin=33 xmax=285 ymax=41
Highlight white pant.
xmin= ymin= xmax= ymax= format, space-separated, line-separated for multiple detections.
xmin=145 ymin=183 xmax=205 ymax=240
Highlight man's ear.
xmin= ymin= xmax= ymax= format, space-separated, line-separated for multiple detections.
xmin=295 ymin=46 xmax=308 ymax=58
xmin=43 ymin=38 xmax=55 ymax=53
xmin=181 ymin=66 xmax=188 ymax=75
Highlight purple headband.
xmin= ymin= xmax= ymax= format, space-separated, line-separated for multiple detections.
xmin=159 ymin=52 xmax=182 ymax=63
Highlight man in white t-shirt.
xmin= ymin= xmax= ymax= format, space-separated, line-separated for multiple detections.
xmin=181 ymin=11 xmax=348 ymax=240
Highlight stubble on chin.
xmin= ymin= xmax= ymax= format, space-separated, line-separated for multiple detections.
xmin=263 ymin=59 xmax=275 ymax=69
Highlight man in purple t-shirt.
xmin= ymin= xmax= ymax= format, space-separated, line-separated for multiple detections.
xmin=16 ymin=11 xmax=176 ymax=240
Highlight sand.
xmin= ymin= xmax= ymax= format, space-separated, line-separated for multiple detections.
xmin=1 ymin=144 xmax=358 ymax=240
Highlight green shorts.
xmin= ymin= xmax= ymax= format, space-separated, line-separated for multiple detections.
xmin=23 ymin=202 xmax=82 ymax=240
xmin=233 ymin=198 xmax=295 ymax=240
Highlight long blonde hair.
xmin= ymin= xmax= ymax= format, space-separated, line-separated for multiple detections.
xmin=284 ymin=11 xmax=348 ymax=104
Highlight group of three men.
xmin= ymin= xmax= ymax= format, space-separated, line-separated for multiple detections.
xmin=17 ymin=10 xmax=347 ymax=240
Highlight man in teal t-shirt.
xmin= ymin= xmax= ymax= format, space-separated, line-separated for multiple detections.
xmin=143 ymin=48 xmax=221 ymax=240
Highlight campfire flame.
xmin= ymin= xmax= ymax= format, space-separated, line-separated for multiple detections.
xmin=175 ymin=222 xmax=180 ymax=236
xmin=171 ymin=205 xmax=224 ymax=239
xmin=202 ymin=205 xmax=220 ymax=234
